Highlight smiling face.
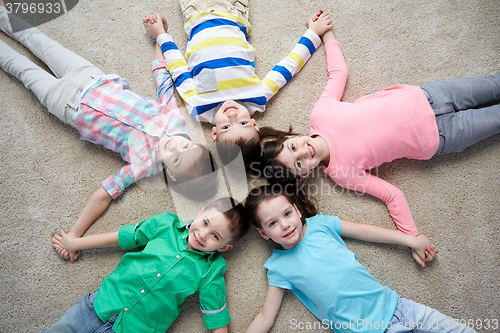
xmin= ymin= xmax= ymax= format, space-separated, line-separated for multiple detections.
xmin=255 ymin=195 xmax=305 ymax=250
xmin=276 ymin=136 xmax=328 ymax=179
xmin=212 ymin=100 xmax=259 ymax=143
xmin=187 ymin=207 xmax=234 ymax=253
xmin=159 ymin=136 xmax=203 ymax=179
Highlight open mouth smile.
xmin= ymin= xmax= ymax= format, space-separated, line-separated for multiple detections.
xmin=307 ymin=143 xmax=315 ymax=158
xmin=193 ymin=233 xmax=204 ymax=248
xmin=283 ymin=228 xmax=296 ymax=238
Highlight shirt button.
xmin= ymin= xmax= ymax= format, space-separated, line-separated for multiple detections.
xmin=182 ymin=236 xmax=186 ymax=239
xmin=141 ymin=289 xmax=145 ymax=293
xmin=157 ymin=273 xmax=161 ymax=277
xmin=124 ymin=307 xmax=128 ymax=311
xmin=176 ymin=255 xmax=180 ymax=259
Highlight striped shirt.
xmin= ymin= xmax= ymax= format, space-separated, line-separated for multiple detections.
xmin=73 ymin=60 xmax=189 ymax=199
xmin=157 ymin=12 xmax=322 ymax=122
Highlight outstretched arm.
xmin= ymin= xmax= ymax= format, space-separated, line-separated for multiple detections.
xmin=52 ymin=187 xmax=112 ymax=261
xmin=213 ymin=326 xmax=228 ymax=333
xmin=340 ymin=220 xmax=438 ymax=267
xmin=52 ymin=229 xmax=119 ymax=263
xmin=246 ymin=286 xmax=285 ymax=333
xmin=261 ymin=11 xmax=324 ymax=101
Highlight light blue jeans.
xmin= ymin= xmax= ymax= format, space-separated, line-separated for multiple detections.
xmin=420 ymin=74 xmax=500 ymax=156
xmin=0 ymin=7 xmax=104 ymax=127
xmin=384 ymin=296 xmax=477 ymax=333
xmin=43 ymin=291 xmax=118 ymax=333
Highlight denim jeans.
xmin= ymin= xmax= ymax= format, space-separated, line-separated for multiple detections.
xmin=384 ymin=296 xmax=477 ymax=333
xmin=43 ymin=291 xmax=118 ymax=333
xmin=420 ymin=74 xmax=500 ymax=156
xmin=0 ymin=7 xmax=104 ymax=127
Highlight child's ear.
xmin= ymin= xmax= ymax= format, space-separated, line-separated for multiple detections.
xmin=252 ymin=119 xmax=259 ymax=132
xmin=256 ymin=227 xmax=270 ymax=240
xmin=217 ymin=244 xmax=233 ymax=252
xmin=194 ymin=207 xmax=205 ymax=219
xmin=166 ymin=168 xmax=176 ymax=181
xmin=293 ymin=204 xmax=302 ymax=219
xmin=211 ymin=126 xmax=218 ymax=142
xmin=299 ymin=170 xmax=312 ymax=181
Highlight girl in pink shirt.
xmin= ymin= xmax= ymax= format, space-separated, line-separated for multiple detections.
xmin=258 ymin=15 xmax=500 ymax=239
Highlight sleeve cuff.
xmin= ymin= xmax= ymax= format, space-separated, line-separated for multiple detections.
xmin=304 ymin=28 xmax=322 ymax=48
xmin=101 ymin=178 xmax=123 ymax=199
xmin=202 ymin=304 xmax=231 ymax=330
xmin=156 ymin=33 xmax=173 ymax=46
xmin=118 ymin=224 xmax=138 ymax=250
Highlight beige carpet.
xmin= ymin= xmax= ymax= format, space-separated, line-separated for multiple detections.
xmin=1 ymin=0 xmax=499 ymax=332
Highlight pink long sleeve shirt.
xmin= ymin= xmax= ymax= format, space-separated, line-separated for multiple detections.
xmin=309 ymin=40 xmax=440 ymax=236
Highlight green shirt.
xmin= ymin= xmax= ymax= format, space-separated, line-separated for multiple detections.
xmin=93 ymin=212 xmax=231 ymax=332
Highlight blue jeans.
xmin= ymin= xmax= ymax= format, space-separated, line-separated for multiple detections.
xmin=43 ymin=291 xmax=117 ymax=333
xmin=384 ymin=296 xmax=477 ymax=333
xmin=420 ymin=74 xmax=500 ymax=156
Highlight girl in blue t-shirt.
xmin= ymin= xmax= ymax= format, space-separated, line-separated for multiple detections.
xmin=244 ymin=184 xmax=476 ymax=333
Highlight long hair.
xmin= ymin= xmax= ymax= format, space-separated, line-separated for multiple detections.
xmin=245 ymin=184 xmax=318 ymax=229
xmin=258 ymin=126 xmax=303 ymax=185
xmin=164 ymin=145 xmax=218 ymax=201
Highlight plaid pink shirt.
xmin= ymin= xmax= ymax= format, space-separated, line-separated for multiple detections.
xmin=73 ymin=60 xmax=189 ymax=199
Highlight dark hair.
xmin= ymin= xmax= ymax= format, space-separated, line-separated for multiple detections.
xmin=258 ymin=126 xmax=302 ymax=185
xmin=205 ymin=197 xmax=250 ymax=242
xmin=165 ymin=145 xmax=218 ymax=201
xmin=216 ymin=135 xmax=262 ymax=174
xmin=245 ymin=184 xmax=318 ymax=229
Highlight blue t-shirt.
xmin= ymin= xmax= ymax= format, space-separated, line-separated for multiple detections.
xmin=264 ymin=213 xmax=398 ymax=333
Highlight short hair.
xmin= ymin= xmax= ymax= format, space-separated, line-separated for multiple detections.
xmin=206 ymin=197 xmax=250 ymax=242
xmin=164 ymin=145 xmax=218 ymax=201
xmin=216 ymin=136 xmax=262 ymax=174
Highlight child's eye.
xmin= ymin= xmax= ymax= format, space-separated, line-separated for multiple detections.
xmin=183 ymin=144 xmax=189 ymax=149
xmin=296 ymin=160 xmax=301 ymax=168
xmin=240 ymin=121 xmax=248 ymax=125
xmin=212 ymin=233 xmax=219 ymax=241
xmin=269 ymin=221 xmax=277 ymax=227
xmin=291 ymin=144 xmax=296 ymax=151
xmin=284 ymin=211 xmax=291 ymax=217
xmin=222 ymin=125 xmax=230 ymax=130
xmin=203 ymin=219 xmax=208 ymax=226
xmin=174 ymin=156 xmax=180 ymax=163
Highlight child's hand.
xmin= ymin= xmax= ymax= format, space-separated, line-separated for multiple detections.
xmin=306 ymin=10 xmax=333 ymax=37
xmin=143 ymin=12 xmax=168 ymax=39
xmin=52 ymin=229 xmax=81 ymax=264
xmin=411 ymin=234 xmax=439 ymax=267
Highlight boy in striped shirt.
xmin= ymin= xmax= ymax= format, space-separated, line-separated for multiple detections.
xmin=143 ymin=3 xmax=333 ymax=166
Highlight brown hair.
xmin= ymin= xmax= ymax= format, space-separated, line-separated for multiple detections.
xmin=216 ymin=135 xmax=262 ymax=174
xmin=257 ymin=126 xmax=303 ymax=185
xmin=206 ymin=197 xmax=250 ymax=242
xmin=164 ymin=145 xmax=218 ymax=201
xmin=245 ymin=184 xmax=318 ymax=229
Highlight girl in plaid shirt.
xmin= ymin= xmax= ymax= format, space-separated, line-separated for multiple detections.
xmin=0 ymin=8 xmax=217 ymax=262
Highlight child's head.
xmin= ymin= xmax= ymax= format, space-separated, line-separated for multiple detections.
xmin=259 ymin=126 xmax=320 ymax=185
xmin=160 ymin=135 xmax=218 ymax=201
xmin=188 ymin=197 xmax=249 ymax=252
xmin=212 ymin=100 xmax=262 ymax=168
xmin=245 ymin=184 xmax=318 ymax=249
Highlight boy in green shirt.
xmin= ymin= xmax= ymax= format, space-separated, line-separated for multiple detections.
xmin=49 ymin=197 xmax=248 ymax=333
